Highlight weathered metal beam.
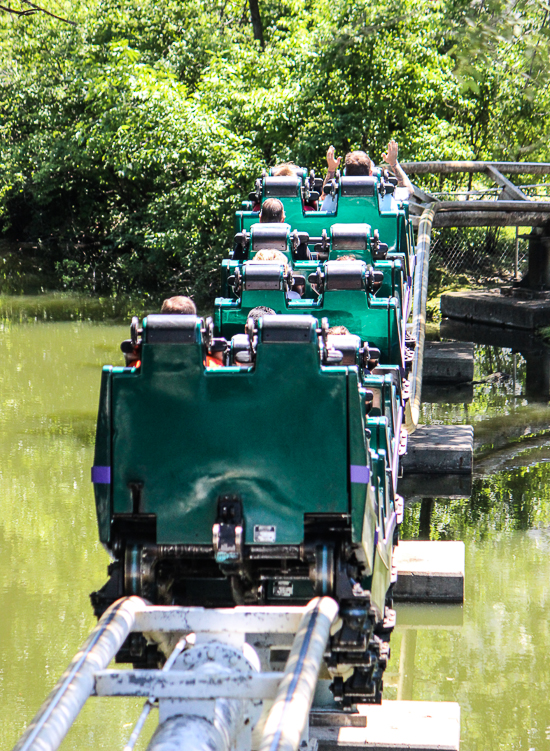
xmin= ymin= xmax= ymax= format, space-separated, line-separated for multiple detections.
xmin=401 ymin=161 xmax=550 ymax=175
xmin=437 ymin=200 xmax=550 ymax=212
xmin=486 ymin=165 xmax=529 ymax=201
xmin=412 ymin=184 xmax=437 ymax=203
xmin=134 ymin=606 xmax=305 ymax=634
xmin=431 ymin=211 xmax=550 ymax=227
xmin=408 ymin=201 xmax=427 ymax=216
xmin=95 ymin=669 xmax=281 ymax=699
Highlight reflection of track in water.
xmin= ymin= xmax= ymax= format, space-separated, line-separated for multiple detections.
xmin=474 ymin=430 xmax=550 ymax=476
xmin=440 ymin=318 xmax=550 ymax=402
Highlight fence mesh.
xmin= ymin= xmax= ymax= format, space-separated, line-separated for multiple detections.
xmin=420 ymin=184 xmax=550 ymax=282
xmin=428 ymin=226 xmax=529 ymax=282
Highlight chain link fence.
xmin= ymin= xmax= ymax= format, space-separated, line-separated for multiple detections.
xmin=429 ymin=226 xmax=529 ymax=282
xmin=422 ymin=185 xmax=550 ymax=282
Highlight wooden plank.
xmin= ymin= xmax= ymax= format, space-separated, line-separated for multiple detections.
xmin=400 ymin=160 xmax=550 ymax=175
xmin=486 ymin=164 xmax=529 ymax=201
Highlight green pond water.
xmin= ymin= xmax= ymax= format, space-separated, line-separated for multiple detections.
xmin=1 ymin=309 xmax=550 ymax=750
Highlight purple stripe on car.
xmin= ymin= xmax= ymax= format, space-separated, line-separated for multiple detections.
xmin=350 ymin=465 xmax=370 ymax=484
xmin=91 ymin=466 xmax=111 ymax=484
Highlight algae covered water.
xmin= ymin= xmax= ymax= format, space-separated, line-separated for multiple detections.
xmin=0 ymin=317 xmax=156 ymax=749
xmin=1 ymin=312 xmax=550 ymax=750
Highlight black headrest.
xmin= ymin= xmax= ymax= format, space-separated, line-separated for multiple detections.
xmin=327 ymin=334 xmax=362 ymax=365
xmin=230 ymin=333 xmax=253 ymax=364
xmin=251 ymin=223 xmax=290 ymax=252
xmin=261 ymin=315 xmax=317 ymax=343
xmin=243 ymin=263 xmax=285 ymax=291
xmin=331 ymin=223 xmax=370 ymax=251
xmin=340 ymin=176 xmax=376 ymax=196
xmin=325 ymin=261 xmax=367 ymax=291
xmin=264 ymin=176 xmax=301 ymax=197
xmin=144 ymin=315 xmax=200 ymax=344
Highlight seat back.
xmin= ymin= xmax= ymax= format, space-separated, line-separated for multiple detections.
xmin=93 ymin=316 xmax=361 ymax=548
xmin=235 ymin=172 xmax=411 ymax=270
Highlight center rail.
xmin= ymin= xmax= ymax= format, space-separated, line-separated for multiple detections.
xmin=13 ymin=596 xmax=338 ymax=751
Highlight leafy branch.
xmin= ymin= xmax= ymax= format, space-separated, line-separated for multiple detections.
xmin=0 ymin=0 xmax=76 ymax=25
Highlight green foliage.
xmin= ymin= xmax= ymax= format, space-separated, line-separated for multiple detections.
xmin=1 ymin=0 xmax=549 ymax=300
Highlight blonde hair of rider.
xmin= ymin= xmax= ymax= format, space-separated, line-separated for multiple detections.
xmin=252 ymin=249 xmax=288 ymax=263
xmin=273 ymin=162 xmax=299 ymax=177
xmin=327 ymin=325 xmax=350 ymax=335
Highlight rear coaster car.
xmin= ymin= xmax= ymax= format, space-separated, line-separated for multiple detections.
xmin=91 ymin=313 xmax=399 ymax=704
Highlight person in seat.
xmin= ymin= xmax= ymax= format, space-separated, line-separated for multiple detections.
xmin=321 ymin=140 xmax=413 ymax=211
xmin=251 ymin=248 xmax=288 ymax=263
xmin=122 ymin=296 xmax=198 ymax=368
xmin=328 ymin=325 xmax=350 ymax=335
xmin=160 ymin=296 xmax=197 ymax=314
xmin=248 ymin=249 xmax=303 ymax=299
xmin=258 ymin=198 xmax=285 ymax=223
xmin=247 ymin=306 xmax=276 ymax=323
xmin=252 ymin=163 xmax=317 ymax=212
xmin=272 ymin=162 xmax=299 ymax=176
xmin=326 ymin=326 xmax=377 ymax=371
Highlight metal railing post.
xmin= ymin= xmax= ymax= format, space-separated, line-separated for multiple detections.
xmin=405 ymin=204 xmax=437 ymax=433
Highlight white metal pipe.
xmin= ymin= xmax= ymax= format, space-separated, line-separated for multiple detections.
xmin=405 ymin=205 xmax=436 ymax=433
xmin=145 ymin=661 xmax=251 ymax=751
xmin=259 ymin=596 xmax=339 ymax=751
xmin=145 ymin=710 xmax=238 ymax=751
xmin=123 ymin=636 xmax=187 ymax=751
xmin=134 ymin=606 xmax=305 ymax=634
xmin=12 ymin=597 xmax=147 ymax=751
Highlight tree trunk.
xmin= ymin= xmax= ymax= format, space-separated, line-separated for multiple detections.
xmin=249 ymin=0 xmax=264 ymax=48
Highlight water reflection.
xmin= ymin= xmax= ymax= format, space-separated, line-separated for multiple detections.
xmin=391 ymin=535 xmax=550 ymax=750
xmin=0 ymin=321 xmax=156 ymax=749
xmin=2 ymin=317 xmax=550 ymax=750
xmin=393 ymin=321 xmax=550 ymax=750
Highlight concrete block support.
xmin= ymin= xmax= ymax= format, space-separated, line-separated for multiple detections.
xmin=310 ymin=700 xmax=460 ymax=751
xmin=441 ymin=289 xmax=550 ymax=330
xmin=392 ymin=541 xmax=465 ymax=603
xmin=398 ymin=472 xmax=472 ymax=500
xmin=422 ymin=342 xmax=474 ymax=384
xmin=401 ymin=425 xmax=473 ymax=475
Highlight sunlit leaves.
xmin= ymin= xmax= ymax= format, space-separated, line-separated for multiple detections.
xmin=0 ymin=0 xmax=549 ymax=298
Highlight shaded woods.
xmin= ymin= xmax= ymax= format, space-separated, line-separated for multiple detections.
xmin=1 ymin=0 xmax=549 ymax=305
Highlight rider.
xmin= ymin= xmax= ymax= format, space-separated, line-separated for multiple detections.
xmin=321 ymin=139 xmax=413 ymax=211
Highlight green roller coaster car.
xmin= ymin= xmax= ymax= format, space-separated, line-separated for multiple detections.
xmin=236 ymin=172 xmax=415 ymax=277
xmin=215 ymin=258 xmax=404 ymax=367
xmin=92 ymin=314 xmax=401 ymax=703
xmin=91 ymin=166 xmax=412 ymax=706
